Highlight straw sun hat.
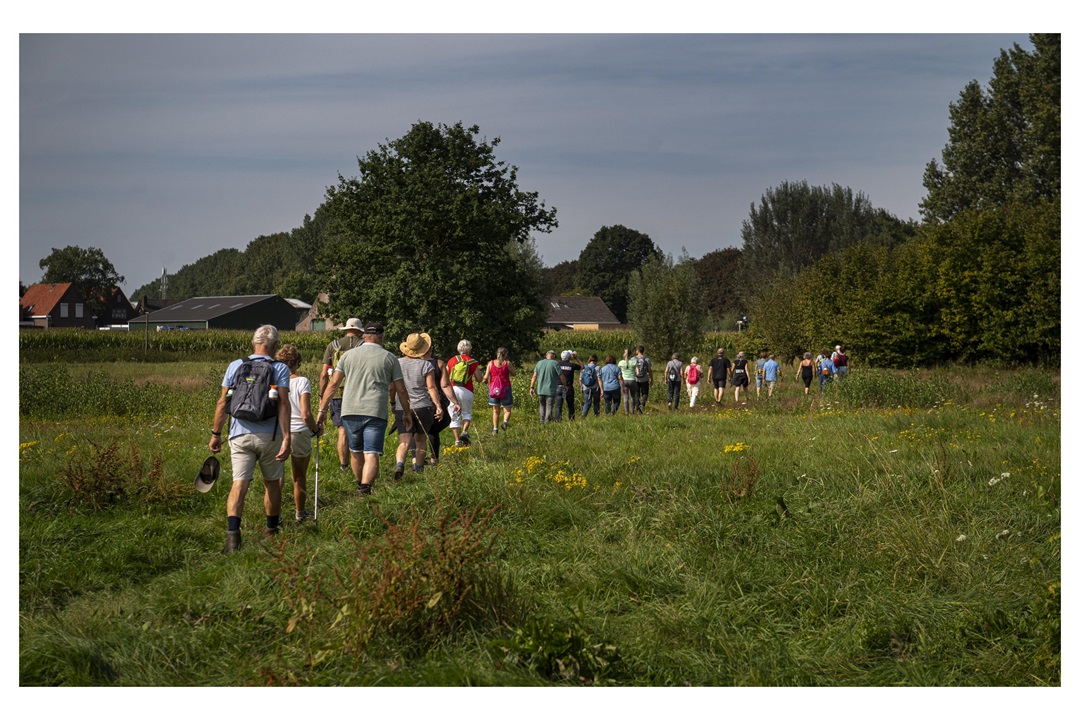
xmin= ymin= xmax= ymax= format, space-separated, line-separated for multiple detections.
xmin=400 ymin=332 xmax=432 ymax=358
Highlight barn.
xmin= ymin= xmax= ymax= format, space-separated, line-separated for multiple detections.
xmin=127 ymin=294 xmax=302 ymax=332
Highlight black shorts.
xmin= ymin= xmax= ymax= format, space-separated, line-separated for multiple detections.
xmin=713 ymin=378 xmax=727 ymax=389
xmin=732 ymin=373 xmax=749 ymax=387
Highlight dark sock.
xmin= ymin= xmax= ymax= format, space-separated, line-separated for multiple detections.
xmin=266 ymin=515 xmax=280 ymax=530
xmin=227 ymin=516 xmax=241 ymax=532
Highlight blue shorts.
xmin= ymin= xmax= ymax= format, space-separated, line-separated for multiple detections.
xmin=488 ymin=386 xmax=514 ymax=408
xmin=340 ymin=415 xmax=388 ymax=455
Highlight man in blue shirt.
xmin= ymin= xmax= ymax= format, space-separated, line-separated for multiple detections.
xmin=762 ymin=354 xmax=781 ymax=399
xmin=818 ymin=354 xmax=837 ymax=393
xmin=210 ymin=325 xmax=293 ymax=554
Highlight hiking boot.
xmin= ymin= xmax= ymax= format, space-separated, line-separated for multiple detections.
xmin=223 ymin=530 xmax=241 ymax=554
xmin=295 ymin=510 xmax=313 ymax=524
xmin=340 ymin=463 xmax=349 ymax=472
xmin=357 ymin=483 xmax=373 ymax=496
xmin=393 ymin=464 xmax=405 ymax=482
xmin=263 ymin=525 xmax=280 ymax=539
xmin=501 ymin=421 xmax=509 ymax=431
xmin=454 ymin=439 xmax=463 ymax=447
xmin=492 ymin=427 xmax=499 ymax=436
xmin=460 ymin=432 xmax=471 ymax=447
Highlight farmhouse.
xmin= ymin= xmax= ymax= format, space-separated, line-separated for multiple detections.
xmin=545 ymin=296 xmax=621 ymax=331
xmin=20 ymin=283 xmax=137 ymax=329
xmin=127 ymin=294 xmax=301 ymax=332
xmin=20 ymin=283 xmax=92 ymax=329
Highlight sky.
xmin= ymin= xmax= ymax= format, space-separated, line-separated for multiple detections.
xmin=17 ymin=29 xmax=1035 ymax=296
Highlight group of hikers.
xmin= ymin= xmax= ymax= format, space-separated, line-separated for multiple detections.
xmin=208 ymin=321 xmax=850 ymax=554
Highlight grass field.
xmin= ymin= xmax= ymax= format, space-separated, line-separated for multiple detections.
xmin=18 ymin=340 xmax=1060 ymax=687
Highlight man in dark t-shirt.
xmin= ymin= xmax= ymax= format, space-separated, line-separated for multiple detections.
xmin=556 ymin=350 xmax=582 ymax=421
xmin=706 ymin=348 xmax=732 ymax=405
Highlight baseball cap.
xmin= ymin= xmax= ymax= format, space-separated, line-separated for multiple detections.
xmin=561 ymin=350 xmax=572 ymax=360
xmin=363 ymin=321 xmax=385 ymax=334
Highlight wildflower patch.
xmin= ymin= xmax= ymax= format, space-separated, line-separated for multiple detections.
xmin=512 ymin=456 xmax=587 ymax=490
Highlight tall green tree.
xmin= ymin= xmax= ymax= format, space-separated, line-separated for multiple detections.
xmin=694 ymin=247 xmax=743 ymax=326
xmin=317 ymin=121 xmax=557 ymax=358
xmin=627 ymin=251 xmax=705 ymax=362
xmin=38 ymin=245 xmax=124 ymax=320
xmin=737 ymin=181 xmax=914 ymax=299
xmin=921 ymin=34 xmax=1060 ymax=223
xmin=575 ymin=225 xmax=660 ymax=323
xmin=541 ymin=259 xmax=582 ymax=297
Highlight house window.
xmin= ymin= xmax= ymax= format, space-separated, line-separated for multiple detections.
xmin=112 ymin=308 xmax=127 ymax=320
xmin=60 ymin=303 xmax=69 ymax=318
xmin=75 ymin=303 xmax=84 ymax=318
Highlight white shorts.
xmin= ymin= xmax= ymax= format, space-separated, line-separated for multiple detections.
xmin=449 ymin=386 xmax=474 ymax=428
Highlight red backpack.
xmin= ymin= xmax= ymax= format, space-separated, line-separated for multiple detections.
xmin=687 ymin=364 xmax=699 ymax=384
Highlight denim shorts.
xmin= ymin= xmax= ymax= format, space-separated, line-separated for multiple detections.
xmin=488 ymin=386 xmax=514 ymax=407
xmin=341 ymin=415 xmax=388 ymax=455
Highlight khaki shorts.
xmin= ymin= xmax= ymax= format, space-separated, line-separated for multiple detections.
xmin=290 ymin=428 xmax=313 ymax=458
xmin=229 ymin=432 xmax=284 ymax=482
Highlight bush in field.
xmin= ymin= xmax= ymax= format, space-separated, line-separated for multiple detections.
xmin=61 ymin=437 xmax=185 ymax=510
xmin=264 ymin=501 xmax=509 ymax=673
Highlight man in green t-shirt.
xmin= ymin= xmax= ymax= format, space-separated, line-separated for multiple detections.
xmin=530 ymin=350 xmax=561 ymax=423
xmin=316 ymin=322 xmax=410 ymax=496
xmin=319 ymin=318 xmax=364 ymax=471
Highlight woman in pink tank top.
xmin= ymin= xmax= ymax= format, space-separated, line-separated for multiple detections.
xmin=482 ymin=347 xmax=517 ymax=436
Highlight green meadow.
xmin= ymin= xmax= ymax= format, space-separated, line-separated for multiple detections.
xmin=18 ymin=331 xmax=1060 ymax=686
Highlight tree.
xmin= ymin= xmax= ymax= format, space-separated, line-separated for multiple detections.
xmin=737 ymin=181 xmax=914 ymax=298
xmin=575 ymin=225 xmax=660 ymax=323
xmin=627 ymin=251 xmax=705 ymax=362
xmin=921 ymin=34 xmax=1060 ymax=223
xmin=541 ymin=259 xmax=583 ymax=297
xmin=38 ymin=245 xmax=124 ymax=320
xmin=317 ymin=121 xmax=557 ymax=359
xmin=693 ymin=247 xmax=743 ymax=326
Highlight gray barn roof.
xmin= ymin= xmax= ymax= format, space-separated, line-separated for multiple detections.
xmin=129 ymin=295 xmax=287 ymax=324
xmin=546 ymin=296 xmax=620 ymax=325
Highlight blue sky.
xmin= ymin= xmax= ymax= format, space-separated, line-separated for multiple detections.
xmin=18 ymin=30 xmax=1036 ymax=295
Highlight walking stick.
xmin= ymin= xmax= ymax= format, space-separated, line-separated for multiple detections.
xmin=313 ymin=426 xmax=320 ymax=529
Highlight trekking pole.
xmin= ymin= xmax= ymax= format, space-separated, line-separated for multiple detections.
xmin=313 ymin=426 xmax=320 ymax=528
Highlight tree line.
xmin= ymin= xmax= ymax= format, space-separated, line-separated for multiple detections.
xmin=37 ymin=34 xmax=1057 ymax=367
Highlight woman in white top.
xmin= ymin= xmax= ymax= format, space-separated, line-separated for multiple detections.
xmin=275 ymin=344 xmax=319 ymax=523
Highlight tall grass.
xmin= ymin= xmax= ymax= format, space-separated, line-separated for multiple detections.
xmin=18 ymin=351 xmax=1060 ymax=686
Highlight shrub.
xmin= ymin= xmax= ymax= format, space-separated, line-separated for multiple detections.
xmin=266 ymin=500 xmax=506 ymax=668
xmin=62 ymin=437 xmax=185 ymax=510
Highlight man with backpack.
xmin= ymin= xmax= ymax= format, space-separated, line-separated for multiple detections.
xmin=209 ymin=324 xmax=292 ymax=554
xmin=665 ymin=353 xmax=683 ymax=410
xmin=446 ymin=339 xmax=483 ymax=446
xmin=579 ymin=353 xmax=601 ymax=417
xmin=818 ymin=351 xmax=837 ymax=393
xmin=319 ymin=318 xmax=364 ymax=472
xmin=632 ymin=345 xmax=653 ymax=413
xmin=833 ymin=345 xmax=850 ymax=381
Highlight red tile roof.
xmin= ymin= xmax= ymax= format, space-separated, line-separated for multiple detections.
xmin=20 ymin=283 xmax=74 ymax=316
